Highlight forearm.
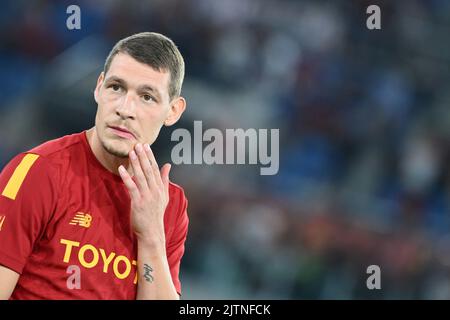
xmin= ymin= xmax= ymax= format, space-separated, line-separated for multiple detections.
xmin=120 ymin=143 xmax=179 ymax=300
xmin=0 ymin=266 xmax=20 ymax=300
xmin=135 ymin=240 xmax=179 ymax=300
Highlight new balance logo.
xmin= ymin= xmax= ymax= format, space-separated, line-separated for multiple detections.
xmin=0 ymin=215 xmax=5 ymax=231
xmin=69 ymin=212 xmax=92 ymax=228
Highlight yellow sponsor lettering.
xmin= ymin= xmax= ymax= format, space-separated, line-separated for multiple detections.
xmin=78 ymin=244 xmax=99 ymax=268
xmin=113 ymin=255 xmax=132 ymax=280
xmin=132 ymin=260 xmax=137 ymax=284
xmin=60 ymin=239 xmax=80 ymax=263
xmin=0 ymin=215 xmax=6 ymax=231
xmin=99 ymin=248 xmax=116 ymax=273
xmin=60 ymin=238 xmax=137 ymax=284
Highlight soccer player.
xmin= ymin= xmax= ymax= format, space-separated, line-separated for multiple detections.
xmin=0 ymin=32 xmax=188 ymax=299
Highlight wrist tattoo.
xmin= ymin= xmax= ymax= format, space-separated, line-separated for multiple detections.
xmin=143 ymin=264 xmax=154 ymax=283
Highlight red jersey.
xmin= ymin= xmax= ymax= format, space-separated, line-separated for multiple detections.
xmin=0 ymin=131 xmax=189 ymax=299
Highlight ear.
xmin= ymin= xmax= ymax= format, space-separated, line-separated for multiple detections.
xmin=164 ymin=97 xmax=186 ymax=126
xmin=94 ymin=72 xmax=105 ymax=104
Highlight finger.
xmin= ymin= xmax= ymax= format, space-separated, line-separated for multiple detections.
xmin=129 ymin=147 xmax=148 ymax=191
xmin=118 ymin=165 xmax=140 ymax=199
xmin=135 ymin=143 xmax=157 ymax=189
xmin=160 ymin=163 xmax=171 ymax=194
xmin=144 ymin=144 xmax=164 ymax=187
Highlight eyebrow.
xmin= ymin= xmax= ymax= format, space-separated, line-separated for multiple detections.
xmin=104 ymin=75 xmax=162 ymax=101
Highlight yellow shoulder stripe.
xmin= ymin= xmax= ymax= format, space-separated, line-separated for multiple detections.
xmin=1 ymin=154 xmax=40 ymax=200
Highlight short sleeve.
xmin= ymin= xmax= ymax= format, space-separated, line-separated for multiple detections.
xmin=0 ymin=153 xmax=58 ymax=274
xmin=166 ymin=188 xmax=189 ymax=296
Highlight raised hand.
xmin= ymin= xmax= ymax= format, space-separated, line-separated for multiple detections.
xmin=118 ymin=143 xmax=171 ymax=247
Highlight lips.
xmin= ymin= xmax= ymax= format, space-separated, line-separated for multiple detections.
xmin=108 ymin=125 xmax=136 ymax=139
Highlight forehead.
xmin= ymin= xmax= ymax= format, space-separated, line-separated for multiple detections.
xmin=106 ymin=53 xmax=170 ymax=97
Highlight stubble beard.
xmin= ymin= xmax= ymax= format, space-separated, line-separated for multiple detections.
xmin=101 ymin=138 xmax=129 ymax=158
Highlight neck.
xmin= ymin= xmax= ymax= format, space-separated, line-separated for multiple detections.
xmin=86 ymin=127 xmax=131 ymax=176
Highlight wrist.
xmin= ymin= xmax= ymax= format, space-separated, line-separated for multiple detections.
xmin=136 ymin=234 xmax=166 ymax=253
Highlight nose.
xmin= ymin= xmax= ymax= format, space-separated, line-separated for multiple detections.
xmin=115 ymin=92 xmax=136 ymax=120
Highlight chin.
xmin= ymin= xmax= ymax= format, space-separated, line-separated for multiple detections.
xmin=101 ymin=138 xmax=130 ymax=158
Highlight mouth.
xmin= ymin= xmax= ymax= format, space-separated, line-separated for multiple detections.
xmin=107 ymin=125 xmax=136 ymax=140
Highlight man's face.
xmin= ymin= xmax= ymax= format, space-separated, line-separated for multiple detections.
xmin=94 ymin=53 xmax=177 ymax=158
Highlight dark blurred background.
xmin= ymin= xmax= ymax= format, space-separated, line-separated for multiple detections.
xmin=1 ymin=0 xmax=450 ymax=299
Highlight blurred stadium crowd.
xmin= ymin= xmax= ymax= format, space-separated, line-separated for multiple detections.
xmin=1 ymin=0 xmax=450 ymax=299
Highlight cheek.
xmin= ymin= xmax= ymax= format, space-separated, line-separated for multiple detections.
xmin=95 ymin=104 xmax=106 ymax=124
xmin=98 ymin=89 xmax=121 ymax=107
xmin=97 ymin=95 xmax=118 ymax=118
xmin=137 ymin=110 xmax=167 ymax=138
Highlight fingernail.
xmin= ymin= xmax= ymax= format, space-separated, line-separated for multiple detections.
xmin=130 ymin=151 xmax=137 ymax=160
xmin=135 ymin=143 xmax=143 ymax=153
xmin=144 ymin=143 xmax=150 ymax=152
xmin=118 ymin=166 xmax=125 ymax=174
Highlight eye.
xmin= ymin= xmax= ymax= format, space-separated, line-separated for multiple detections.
xmin=142 ymin=94 xmax=155 ymax=103
xmin=108 ymin=84 xmax=122 ymax=92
